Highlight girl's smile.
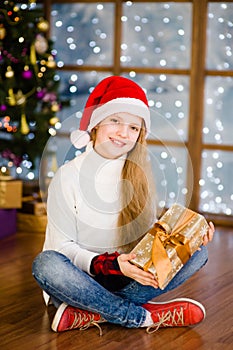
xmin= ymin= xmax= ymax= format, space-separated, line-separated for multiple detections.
xmin=109 ymin=137 xmax=127 ymax=147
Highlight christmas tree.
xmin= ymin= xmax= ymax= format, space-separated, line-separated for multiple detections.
xmin=0 ymin=0 xmax=66 ymax=179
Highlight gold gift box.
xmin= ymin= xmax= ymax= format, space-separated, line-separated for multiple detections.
xmin=130 ymin=203 xmax=209 ymax=290
xmin=0 ymin=180 xmax=22 ymax=209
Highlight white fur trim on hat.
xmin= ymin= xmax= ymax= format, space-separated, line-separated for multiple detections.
xmin=88 ymin=98 xmax=150 ymax=133
xmin=70 ymin=129 xmax=91 ymax=149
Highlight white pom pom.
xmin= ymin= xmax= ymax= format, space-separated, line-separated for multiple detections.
xmin=70 ymin=130 xmax=90 ymax=149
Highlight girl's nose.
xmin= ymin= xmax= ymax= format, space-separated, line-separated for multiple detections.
xmin=116 ymin=123 xmax=129 ymax=137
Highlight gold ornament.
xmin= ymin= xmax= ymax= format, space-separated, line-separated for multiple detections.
xmin=51 ymin=153 xmax=58 ymax=173
xmin=46 ymin=55 xmax=56 ymax=69
xmin=30 ymin=43 xmax=37 ymax=65
xmin=0 ymin=24 xmax=6 ymax=40
xmin=15 ymin=90 xmax=26 ymax=106
xmin=5 ymin=66 xmax=14 ymax=78
xmin=34 ymin=34 xmax=48 ymax=55
xmin=21 ymin=113 xmax=30 ymax=135
xmin=49 ymin=116 xmax=60 ymax=125
xmin=51 ymin=102 xmax=60 ymax=113
xmin=37 ymin=18 xmax=49 ymax=32
xmin=7 ymin=88 xmax=16 ymax=106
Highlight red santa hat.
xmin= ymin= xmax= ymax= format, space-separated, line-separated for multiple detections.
xmin=70 ymin=75 xmax=151 ymax=149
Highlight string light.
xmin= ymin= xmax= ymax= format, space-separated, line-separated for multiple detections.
xmin=0 ymin=0 xmax=63 ymax=182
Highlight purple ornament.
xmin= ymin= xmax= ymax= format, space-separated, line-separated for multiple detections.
xmin=22 ymin=69 xmax=33 ymax=79
xmin=1 ymin=149 xmax=22 ymax=167
xmin=36 ymin=90 xmax=45 ymax=99
xmin=0 ymin=104 xmax=7 ymax=112
xmin=42 ymin=92 xmax=57 ymax=102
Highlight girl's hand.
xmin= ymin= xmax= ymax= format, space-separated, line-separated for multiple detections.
xmin=202 ymin=221 xmax=215 ymax=246
xmin=117 ymin=253 xmax=159 ymax=288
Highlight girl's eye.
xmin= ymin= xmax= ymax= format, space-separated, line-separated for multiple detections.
xmin=131 ymin=125 xmax=140 ymax=132
xmin=110 ymin=118 xmax=119 ymax=124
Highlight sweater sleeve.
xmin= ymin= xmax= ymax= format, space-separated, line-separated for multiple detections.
xmin=90 ymin=252 xmax=124 ymax=276
xmin=43 ymin=163 xmax=98 ymax=275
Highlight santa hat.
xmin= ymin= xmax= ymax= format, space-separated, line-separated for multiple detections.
xmin=70 ymin=75 xmax=151 ymax=149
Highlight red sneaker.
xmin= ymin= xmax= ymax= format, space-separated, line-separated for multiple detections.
xmin=51 ymin=303 xmax=106 ymax=335
xmin=142 ymin=298 xmax=206 ymax=333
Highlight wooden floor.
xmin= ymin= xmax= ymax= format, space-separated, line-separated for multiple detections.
xmin=0 ymin=226 xmax=233 ymax=350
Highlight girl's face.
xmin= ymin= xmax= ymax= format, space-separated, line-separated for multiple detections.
xmin=94 ymin=112 xmax=142 ymax=159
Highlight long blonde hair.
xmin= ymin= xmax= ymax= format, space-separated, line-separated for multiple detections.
xmin=91 ymin=122 xmax=156 ymax=251
xmin=117 ymin=124 xmax=156 ymax=250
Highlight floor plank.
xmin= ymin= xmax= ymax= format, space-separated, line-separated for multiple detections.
xmin=0 ymin=226 xmax=233 ymax=350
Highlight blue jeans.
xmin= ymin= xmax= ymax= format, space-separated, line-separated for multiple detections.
xmin=32 ymin=246 xmax=208 ymax=328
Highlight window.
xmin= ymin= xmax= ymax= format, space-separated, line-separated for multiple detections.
xmin=42 ymin=0 xmax=233 ymax=224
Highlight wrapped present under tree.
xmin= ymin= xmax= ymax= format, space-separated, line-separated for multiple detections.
xmin=0 ymin=208 xmax=17 ymax=239
xmin=130 ymin=203 xmax=209 ymax=290
xmin=0 ymin=179 xmax=22 ymax=238
xmin=0 ymin=180 xmax=22 ymax=209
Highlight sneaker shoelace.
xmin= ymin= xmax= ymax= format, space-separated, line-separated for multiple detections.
xmin=146 ymin=307 xmax=184 ymax=334
xmin=69 ymin=311 xmax=105 ymax=336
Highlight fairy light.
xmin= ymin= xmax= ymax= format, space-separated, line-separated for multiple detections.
xmin=1 ymin=166 xmax=7 ymax=173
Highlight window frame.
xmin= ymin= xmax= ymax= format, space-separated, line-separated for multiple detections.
xmin=42 ymin=0 xmax=233 ymax=226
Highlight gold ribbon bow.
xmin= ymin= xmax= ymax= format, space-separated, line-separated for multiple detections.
xmin=143 ymin=210 xmax=196 ymax=288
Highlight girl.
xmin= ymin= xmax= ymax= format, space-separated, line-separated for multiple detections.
xmin=32 ymin=76 xmax=214 ymax=335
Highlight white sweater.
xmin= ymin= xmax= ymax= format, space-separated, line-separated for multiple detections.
xmin=43 ymin=142 xmax=127 ymax=276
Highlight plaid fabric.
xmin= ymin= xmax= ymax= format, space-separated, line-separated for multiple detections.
xmin=90 ymin=252 xmax=123 ymax=276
